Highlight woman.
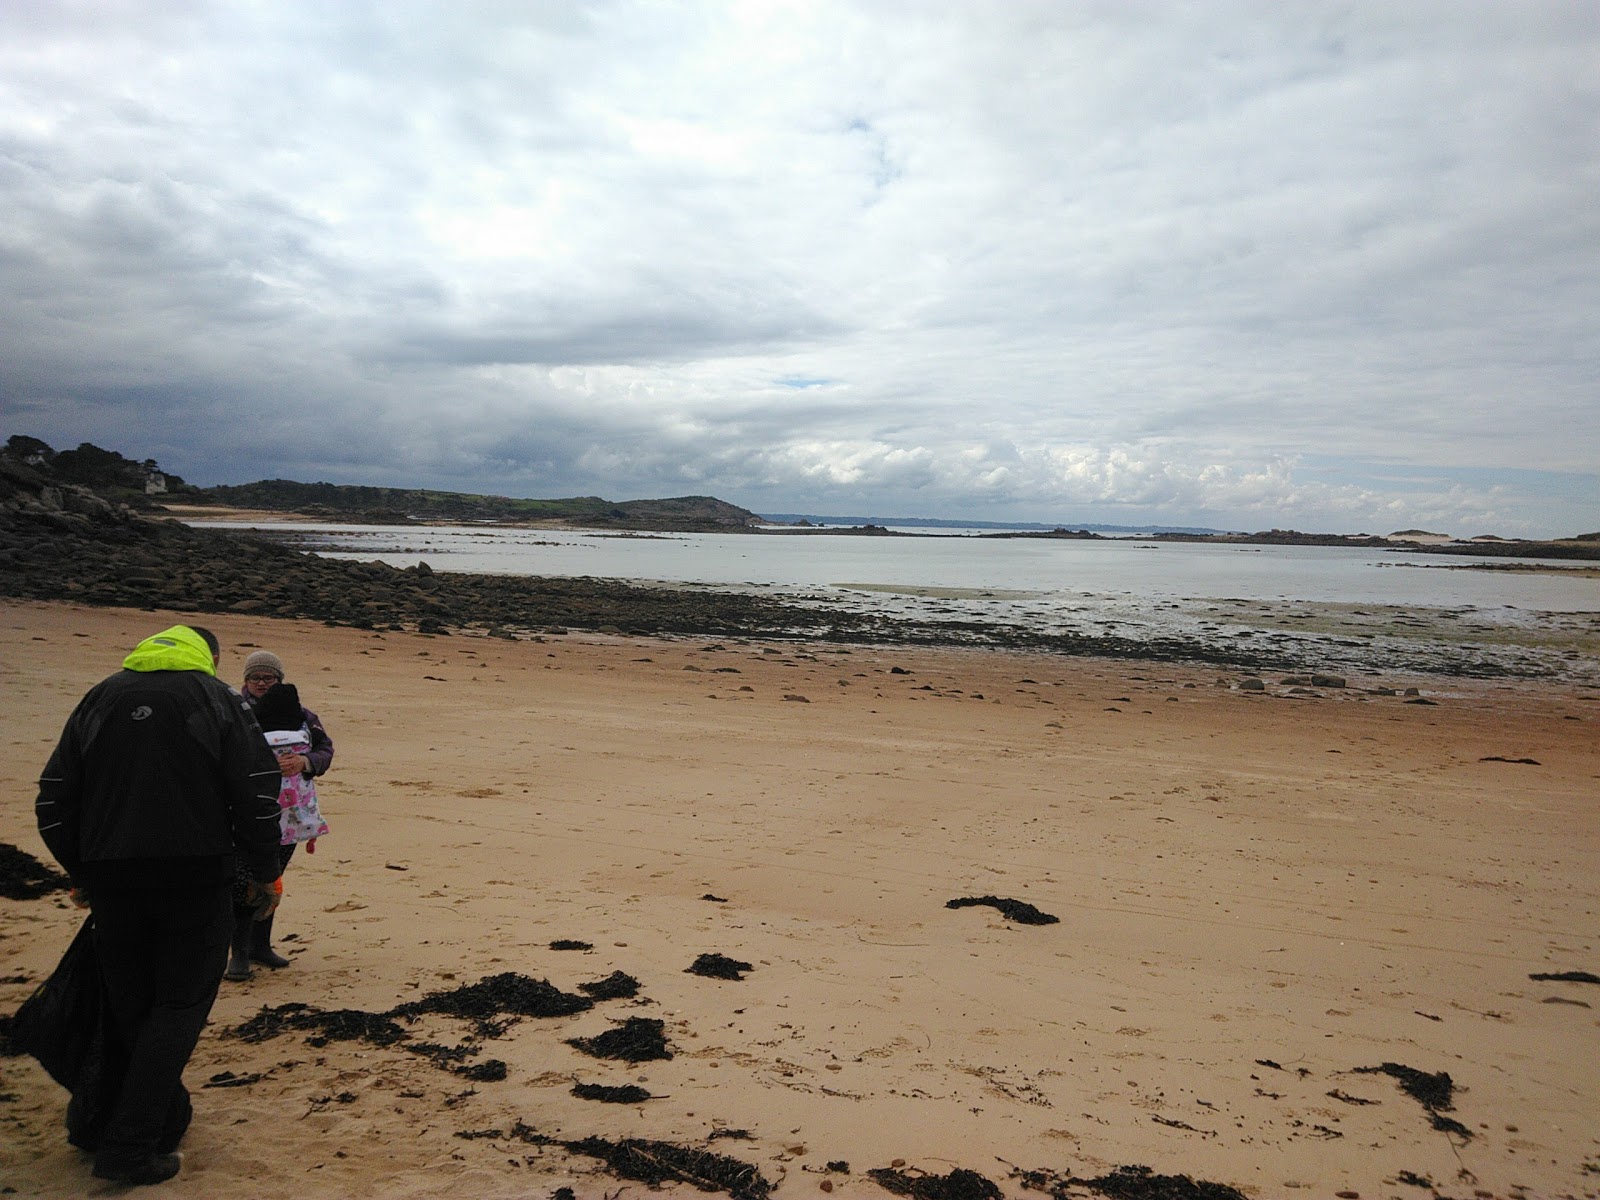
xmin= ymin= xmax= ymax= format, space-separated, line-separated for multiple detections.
xmin=226 ymin=650 xmax=335 ymax=981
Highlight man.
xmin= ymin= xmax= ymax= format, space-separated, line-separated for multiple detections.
xmin=36 ymin=624 xmax=283 ymax=1185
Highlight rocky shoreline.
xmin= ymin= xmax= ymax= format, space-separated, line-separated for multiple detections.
xmin=0 ymin=461 xmax=1294 ymax=671
xmin=2 ymin=461 xmax=1590 ymax=682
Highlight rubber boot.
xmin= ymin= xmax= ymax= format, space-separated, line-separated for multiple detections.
xmin=250 ymin=913 xmax=290 ymax=969
xmin=224 ymin=915 xmax=252 ymax=982
xmin=92 ymin=1151 xmax=182 ymax=1185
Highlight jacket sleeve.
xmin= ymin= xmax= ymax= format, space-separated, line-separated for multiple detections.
xmin=219 ymin=687 xmax=286 ymax=884
xmin=301 ymin=705 xmax=335 ymax=778
xmin=36 ymin=711 xmax=86 ymax=881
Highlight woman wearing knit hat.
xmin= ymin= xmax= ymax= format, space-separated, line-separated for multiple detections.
xmin=228 ymin=649 xmax=335 ymax=981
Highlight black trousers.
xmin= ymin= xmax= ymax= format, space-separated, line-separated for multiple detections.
xmin=87 ymin=882 xmax=231 ymax=1161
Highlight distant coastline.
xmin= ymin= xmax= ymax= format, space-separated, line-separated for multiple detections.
xmin=5 ymin=436 xmax=1597 ymax=563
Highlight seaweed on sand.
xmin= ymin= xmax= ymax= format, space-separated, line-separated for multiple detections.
xmin=566 ymin=1016 xmax=672 ymax=1062
xmin=572 ymin=1081 xmax=653 ymax=1103
xmin=687 ymin=953 xmax=753 ymax=980
xmin=491 ymin=1125 xmax=769 ymax=1200
xmin=1353 ymin=1063 xmax=1473 ymax=1141
xmin=390 ymin=971 xmax=593 ymax=1035
xmin=578 ymin=970 xmax=641 ymax=999
xmin=868 ymin=1165 xmax=1004 ymax=1199
xmin=229 ymin=1003 xmax=409 ymax=1048
xmin=225 ymin=971 xmax=596 ymax=1077
xmin=1353 ymin=1062 xmax=1454 ymax=1111
xmin=945 ymin=895 xmax=1060 ymax=925
xmin=1530 ymin=970 xmax=1600 ymax=984
xmin=1010 ymin=1164 xmax=1249 ymax=1200
xmin=560 ymin=1135 xmax=772 ymax=1200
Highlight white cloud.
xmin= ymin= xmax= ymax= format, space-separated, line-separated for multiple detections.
xmin=2 ymin=0 xmax=1597 ymax=537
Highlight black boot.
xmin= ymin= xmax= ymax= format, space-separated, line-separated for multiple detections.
xmin=224 ymin=913 xmax=252 ymax=981
xmin=250 ymin=913 xmax=290 ymax=969
xmin=92 ymin=1151 xmax=181 ymax=1185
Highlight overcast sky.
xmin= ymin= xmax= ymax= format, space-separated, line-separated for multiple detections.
xmin=4 ymin=2 xmax=1597 ymax=536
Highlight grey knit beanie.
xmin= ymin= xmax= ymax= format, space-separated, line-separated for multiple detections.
xmin=243 ymin=650 xmax=285 ymax=680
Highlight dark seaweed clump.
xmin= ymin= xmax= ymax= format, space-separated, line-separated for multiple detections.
xmin=1354 ymin=1063 xmax=1454 ymax=1111
xmin=687 ymin=953 xmax=753 ymax=980
xmin=945 ymin=895 xmax=1060 ymax=925
xmin=494 ymin=1125 xmax=770 ymax=1200
xmin=1353 ymin=1063 xmax=1472 ymax=1141
xmin=550 ymin=939 xmax=593 ymax=951
xmin=567 ymin=1016 xmax=673 ymax=1062
xmin=868 ymin=1166 xmax=1004 ymax=1199
xmin=572 ymin=1082 xmax=653 ymax=1104
xmin=561 ymin=1135 xmax=771 ymax=1200
xmin=391 ymin=972 xmax=593 ymax=1035
xmin=224 ymin=972 xmax=598 ymax=1078
xmin=578 ymin=970 xmax=641 ymax=1000
xmin=231 ymin=1003 xmax=409 ymax=1047
xmin=0 ymin=843 xmax=70 ymax=901
xmin=1011 ymin=1165 xmax=1249 ymax=1200
xmin=1530 ymin=970 xmax=1600 ymax=984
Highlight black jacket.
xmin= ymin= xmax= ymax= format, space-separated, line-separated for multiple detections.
xmin=37 ymin=669 xmax=283 ymax=888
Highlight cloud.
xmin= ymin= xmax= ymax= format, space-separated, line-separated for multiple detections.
xmin=2 ymin=1 xmax=1597 ymax=537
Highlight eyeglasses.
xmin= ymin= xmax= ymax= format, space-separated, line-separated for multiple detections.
xmin=245 ymin=673 xmax=281 ymax=684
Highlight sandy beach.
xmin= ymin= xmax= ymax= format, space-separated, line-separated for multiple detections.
xmin=2 ymin=599 xmax=1597 ymax=1199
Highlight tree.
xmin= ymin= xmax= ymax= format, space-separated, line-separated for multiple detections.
xmin=3 ymin=435 xmax=55 ymax=465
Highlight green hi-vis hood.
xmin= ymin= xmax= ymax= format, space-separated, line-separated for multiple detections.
xmin=122 ymin=625 xmax=216 ymax=676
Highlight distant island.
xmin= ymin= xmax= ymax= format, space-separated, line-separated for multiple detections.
xmin=4 ymin=434 xmax=1597 ymax=559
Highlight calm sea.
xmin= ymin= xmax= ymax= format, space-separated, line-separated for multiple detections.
xmin=195 ymin=522 xmax=1600 ymax=686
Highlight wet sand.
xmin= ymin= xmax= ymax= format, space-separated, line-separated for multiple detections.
xmin=2 ymin=599 xmax=1597 ymax=1199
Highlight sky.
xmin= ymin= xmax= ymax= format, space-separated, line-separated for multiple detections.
xmin=3 ymin=1 xmax=1598 ymax=538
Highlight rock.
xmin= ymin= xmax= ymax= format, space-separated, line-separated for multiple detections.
xmin=1311 ymin=674 xmax=1346 ymax=688
xmin=1238 ymin=677 xmax=1266 ymax=691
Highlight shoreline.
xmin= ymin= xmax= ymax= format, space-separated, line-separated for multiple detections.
xmin=178 ymin=518 xmax=1600 ymax=688
xmin=3 ymin=598 xmax=1598 ymax=1199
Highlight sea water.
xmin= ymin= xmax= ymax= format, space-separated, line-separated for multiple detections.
xmin=191 ymin=521 xmax=1600 ymax=685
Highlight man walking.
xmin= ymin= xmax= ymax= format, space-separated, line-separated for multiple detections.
xmin=36 ymin=624 xmax=283 ymax=1185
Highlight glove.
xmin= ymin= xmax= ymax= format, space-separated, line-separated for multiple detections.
xmin=245 ymin=876 xmax=283 ymax=921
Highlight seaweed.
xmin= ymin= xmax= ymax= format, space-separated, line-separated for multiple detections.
xmin=560 ymin=1135 xmax=771 ymax=1200
xmin=868 ymin=1166 xmax=1004 ymax=1199
xmin=1011 ymin=1164 xmax=1249 ymax=1200
xmin=687 ymin=953 xmax=753 ymax=980
xmin=1353 ymin=1062 xmax=1454 ymax=1111
xmin=578 ymin=970 xmax=641 ymax=1000
xmin=229 ymin=1003 xmax=409 ymax=1048
xmin=1530 ymin=970 xmax=1600 ymax=984
xmin=572 ymin=1082 xmax=653 ymax=1104
xmin=945 ymin=895 xmax=1060 ymax=925
xmin=566 ymin=1016 xmax=673 ymax=1062
xmin=390 ymin=971 xmax=593 ymax=1034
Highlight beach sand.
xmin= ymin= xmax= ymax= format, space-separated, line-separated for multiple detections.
xmin=2 ymin=599 xmax=1596 ymax=1198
